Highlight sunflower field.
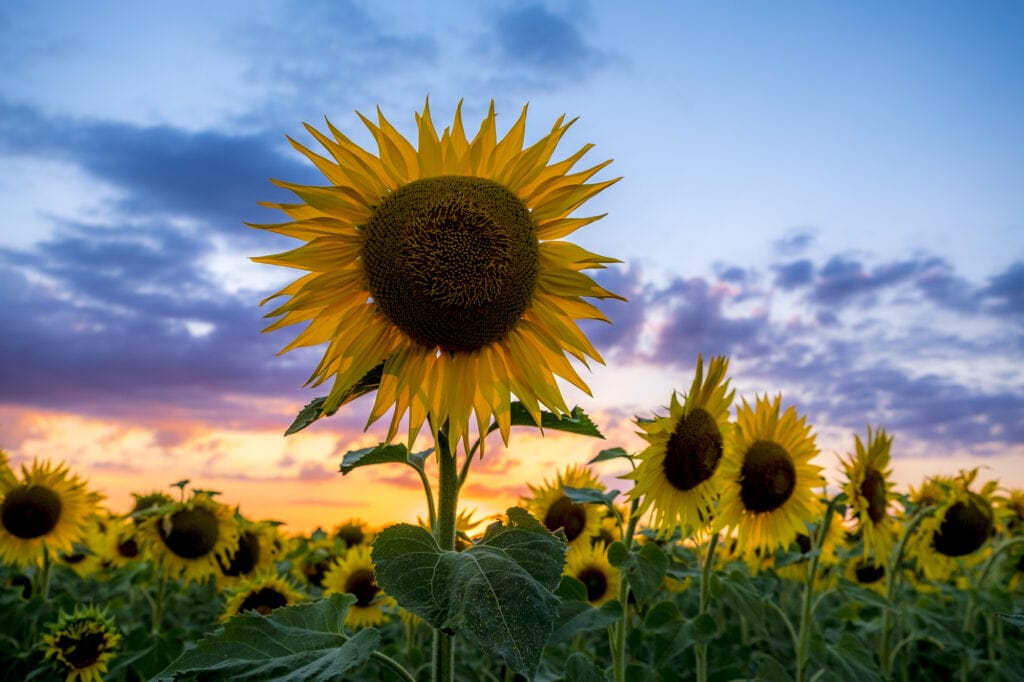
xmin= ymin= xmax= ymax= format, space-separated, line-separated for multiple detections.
xmin=2 ymin=102 xmax=1022 ymax=681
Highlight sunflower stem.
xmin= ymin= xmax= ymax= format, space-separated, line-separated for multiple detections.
xmin=151 ymin=568 xmax=168 ymax=635
xmin=432 ymin=426 xmax=458 ymax=682
xmin=37 ymin=548 xmax=53 ymax=602
xmin=695 ymin=530 xmax=720 ymax=682
xmin=795 ymin=493 xmax=841 ymax=682
xmin=611 ymin=497 xmax=641 ymax=682
xmin=370 ymin=650 xmax=417 ymax=682
xmin=880 ymin=504 xmax=932 ymax=677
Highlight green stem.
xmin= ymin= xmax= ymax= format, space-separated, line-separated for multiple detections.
xmin=37 ymin=549 xmax=52 ymax=601
xmin=151 ymin=569 xmax=168 ymax=635
xmin=611 ymin=497 xmax=641 ymax=682
xmin=796 ymin=495 xmax=841 ymax=682
xmin=370 ymin=650 xmax=417 ymax=682
xmin=432 ymin=427 xmax=459 ymax=682
xmin=695 ymin=531 xmax=720 ymax=682
xmin=880 ymin=504 xmax=932 ymax=677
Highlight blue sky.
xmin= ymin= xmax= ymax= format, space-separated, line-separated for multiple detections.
xmin=0 ymin=1 xmax=1021 ymax=526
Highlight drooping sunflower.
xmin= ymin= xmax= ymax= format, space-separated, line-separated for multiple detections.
xmin=252 ymin=100 xmax=622 ymax=450
xmin=843 ymin=556 xmax=887 ymax=595
xmin=40 ymin=604 xmax=121 ymax=682
xmin=907 ymin=469 xmax=996 ymax=582
xmin=522 ymin=463 xmax=605 ymax=548
xmin=0 ymin=459 xmax=102 ymax=567
xmin=141 ymin=493 xmax=239 ymax=585
xmin=625 ymin=355 xmax=734 ymax=537
xmin=322 ymin=545 xmax=396 ymax=629
xmin=564 ymin=541 xmax=620 ymax=606
xmin=839 ymin=426 xmax=896 ymax=561
xmin=221 ymin=573 xmax=308 ymax=622
xmin=714 ymin=395 xmax=824 ymax=558
xmin=217 ymin=519 xmax=280 ymax=585
xmin=128 ymin=490 xmax=175 ymax=524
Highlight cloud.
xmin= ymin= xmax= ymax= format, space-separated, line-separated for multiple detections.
xmin=773 ymin=259 xmax=814 ymax=290
xmin=979 ymin=261 xmax=1024 ymax=319
xmin=488 ymin=4 xmax=610 ymax=79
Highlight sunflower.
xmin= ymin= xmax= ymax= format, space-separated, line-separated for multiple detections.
xmin=102 ymin=516 xmax=147 ymax=568
xmin=995 ymin=487 xmax=1024 ymax=537
xmin=907 ymin=469 xmax=996 ymax=582
xmin=40 ymin=604 xmax=121 ymax=682
xmin=141 ymin=493 xmax=239 ymax=585
xmin=289 ymin=533 xmax=343 ymax=588
xmin=625 ymin=356 xmax=733 ymax=537
xmin=221 ymin=573 xmax=308 ymax=622
xmin=564 ymin=541 xmax=620 ymax=606
xmin=332 ymin=518 xmax=373 ymax=549
xmin=843 ymin=556 xmax=887 ymax=595
xmin=839 ymin=426 xmax=896 ymax=561
xmin=217 ymin=519 xmax=280 ymax=585
xmin=252 ymin=100 xmax=622 ymax=450
xmin=323 ymin=545 xmax=396 ymax=629
xmin=0 ymin=459 xmax=101 ymax=567
xmin=523 ymin=463 xmax=605 ymax=548
xmin=128 ymin=491 xmax=175 ymax=524
xmin=714 ymin=395 xmax=824 ymax=559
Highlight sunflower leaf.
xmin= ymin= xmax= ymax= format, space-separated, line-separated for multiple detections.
xmin=285 ymin=363 xmax=385 ymax=435
xmin=607 ymin=542 xmax=668 ymax=604
xmin=589 ymin=446 xmax=633 ymax=464
xmin=561 ymin=484 xmax=621 ymax=511
xmin=373 ymin=507 xmax=566 ymax=679
xmin=504 ymin=402 xmax=604 ymax=438
xmin=550 ymin=599 xmax=623 ymax=644
xmin=153 ymin=594 xmax=380 ymax=681
xmin=339 ymin=443 xmax=434 ymax=475
xmin=1000 ymin=612 xmax=1024 ymax=628
xmin=563 ymin=653 xmax=611 ymax=682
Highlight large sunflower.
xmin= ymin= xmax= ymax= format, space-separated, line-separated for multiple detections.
xmin=714 ymin=395 xmax=824 ymax=558
xmin=907 ymin=469 xmax=995 ymax=582
xmin=564 ymin=541 xmax=620 ymax=606
xmin=141 ymin=493 xmax=239 ymax=585
xmin=522 ymin=463 xmax=605 ymax=548
xmin=322 ymin=545 xmax=396 ymax=629
xmin=624 ymin=355 xmax=733 ymax=537
xmin=252 ymin=100 xmax=622 ymax=449
xmin=839 ymin=426 xmax=896 ymax=561
xmin=221 ymin=573 xmax=308 ymax=622
xmin=40 ymin=605 xmax=121 ymax=682
xmin=0 ymin=459 xmax=101 ymax=567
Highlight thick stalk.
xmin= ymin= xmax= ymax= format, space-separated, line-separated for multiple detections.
xmin=432 ymin=428 xmax=459 ymax=682
xmin=695 ymin=531 xmax=720 ymax=682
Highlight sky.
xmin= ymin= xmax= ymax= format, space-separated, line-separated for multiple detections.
xmin=1 ymin=1 xmax=1022 ymax=534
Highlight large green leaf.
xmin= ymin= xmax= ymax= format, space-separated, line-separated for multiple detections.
xmin=373 ymin=507 xmax=566 ymax=679
xmin=154 ymin=594 xmax=379 ymax=681
xmin=607 ymin=541 xmax=668 ymax=604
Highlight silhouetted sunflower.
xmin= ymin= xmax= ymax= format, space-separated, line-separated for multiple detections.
xmin=714 ymin=395 xmax=824 ymax=558
xmin=323 ymin=545 xmax=395 ymax=629
xmin=0 ymin=459 xmax=101 ymax=567
xmin=252 ymin=100 xmax=622 ymax=449
xmin=625 ymin=356 xmax=733 ymax=537
xmin=40 ymin=605 xmax=121 ymax=682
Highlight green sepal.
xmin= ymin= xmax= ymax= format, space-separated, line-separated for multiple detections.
xmin=153 ymin=594 xmax=379 ymax=681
